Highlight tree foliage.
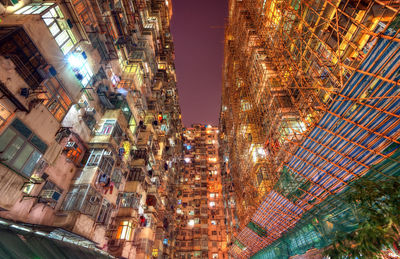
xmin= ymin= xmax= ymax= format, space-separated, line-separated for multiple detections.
xmin=324 ymin=177 xmax=400 ymax=259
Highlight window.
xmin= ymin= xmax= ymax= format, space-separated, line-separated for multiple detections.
xmin=0 ymin=119 xmax=47 ymax=177
xmin=98 ymin=156 xmax=114 ymax=175
xmin=97 ymin=198 xmax=112 ymax=224
xmin=112 ymin=123 xmax=123 ymax=144
xmin=111 ymin=169 xmax=123 ymax=189
xmin=15 ymin=3 xmax=53 ymax=14
xmin=122 ymin=63 xmax=143 ymax=88
xmin=41 ymin=6 xmax=78 ymax=55
xmin=209 ymin=202 xmax=215 ymax=207
xmin=39 ymin=77 xmax=72 ymax=122
xmin=129 ymin=116 xmax=137 ymax=135
xmin=117 ymin=221 xmax=133 ymax=240
xmin=118 ymin=192 xmax=141 ymax=208
xmin=100 ymin=120 xmax=115 ymax=135
xmin=212 ymin=253 xmax=218 ymax=259
xmin=0 ymin=102 xmax=12 ymax=127
xmin=128 ymin=168 xmax=145 ymax=182
xmin=61 ymin=185 xmax=102 ymax=218
xmin=86 ymin=149 xmax=104 ymax=166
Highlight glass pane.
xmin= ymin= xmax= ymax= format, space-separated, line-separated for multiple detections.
xmin=1 ymin=137 xmax=24 ymax=162
xmin=61 ymin=39 xmax=74 ymax=54
xmin=15 ymin=5 xmax=32 ymax=14
xmin=26 ymin=6 xmax=42 ymax=14
xmin=55 ymin=6 xmax=64 ymax=18
xmin=67 ymin=30 xmax=77 ymax=44
xmin=33 ymin=6 xmax=50 ymax=14
xmin=43 ymin=18 xmax=54 ymax=25
xmin=0 ymin=128 xmax=16 ymax=151
xmin=12 ymin=144 xmax=34 ymax=170
xmin=31 ymin=135 xmax=48 ymax=153
xmin=49 ymin=22 xmax=61 ymax=36
xmin=55 ymin=31 xmax=69 ymax=46
xmin=49 ymin=8 xmax=58 ymax=18
xmin=11 ymin=119 xmax=31 ymax=138
xmin=81 ymin=76 xmax=89 ymax=87
xmin=22 ymin=151 xmax=42 ymax=177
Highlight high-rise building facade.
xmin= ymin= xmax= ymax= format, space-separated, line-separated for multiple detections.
xmin=0 ymin=0 xmax=182 ymax=258
xmin=221 ymin=0 xmax=400 ymax=258
xmin=173 ymin=125 xmax=228 ymax=259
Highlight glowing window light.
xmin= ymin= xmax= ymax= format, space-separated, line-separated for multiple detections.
xmin=188 ymin=219 xmax=195 ymax=227
xmin=184 ymin=157 xmax=191 ymax=163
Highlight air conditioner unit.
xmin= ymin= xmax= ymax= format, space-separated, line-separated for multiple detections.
xmin=85 ymin=107 xmax=96 ymax=116
xmin=41 ymin=190 xmax=61 ymax=201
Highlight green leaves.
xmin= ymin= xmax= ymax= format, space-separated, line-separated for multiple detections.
xmin=324 ymin=177 xmax=400 ymax=258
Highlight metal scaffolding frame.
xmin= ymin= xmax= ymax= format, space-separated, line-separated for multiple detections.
xmin=220 ymin=0 xmax=400 ymax=257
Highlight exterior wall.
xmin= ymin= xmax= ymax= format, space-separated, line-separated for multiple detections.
xmin=0 ymin=1 xmax=182 ymax=258
xmin=175 ymin=125 xmax=228 ymax=259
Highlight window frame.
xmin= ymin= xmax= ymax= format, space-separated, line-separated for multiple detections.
xmin=0 ymin=119 xmax=47 ymax=178
xmin=111 ymin=169 xmax=123 ymax=189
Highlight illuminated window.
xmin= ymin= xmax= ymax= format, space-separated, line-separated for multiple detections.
xmin=158 ymin=63 xmax=167 ymax=70
xmin=100 ymin=120 xmax=116 ymax=135
xmin=209 ymin=202 xmax=215 ymax=207
xmin=211 ymin=220 xmax=217 ymax=225
xmin=0 ymin=102 xmax=12 ymax=127
xmin=65 ymin=146 xmax=82 ymax=164
xmin=129 ymin=116 xmax=137 ymax=135
xmin=212 ymin=253 xmax=218 ymax=259
xmin=67 ymin=49 xmax=93 ymax=87
xmin=15 ymin=3 xmax=53 ymax=15
xmin=117 ymin=221 xmax=133 ymax=240
xmin=40 ymin=6 xmax=78 ymax=54
xmin=122 ymin=63 xmax=143 ymax=87
xmin=39 ymin=77 xmax=72 ymax=122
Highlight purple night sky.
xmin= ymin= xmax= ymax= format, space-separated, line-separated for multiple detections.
xmin=171 ymin=0 xmax=228 ymax=127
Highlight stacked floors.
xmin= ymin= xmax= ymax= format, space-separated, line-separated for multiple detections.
xmin=0 ymin=0 xmax=182 ymax=258
xmin=174 ymin=125 xmax=228 ymax=259
xmin=221 ymin=0 xmax=400 ymax=258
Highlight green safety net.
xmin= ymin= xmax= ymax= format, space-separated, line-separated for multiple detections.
xmin=251 ymin=146 xmax=400 ymax=259
xmin=247 ymin=221 xmax=268 ymax=238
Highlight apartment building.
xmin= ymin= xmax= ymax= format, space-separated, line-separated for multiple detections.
xmin=221 ymin=0 xmax=400 ymax=258
xmin=173 ymin=125 xmax=227 ymax=259
xmin=0 ymin=0 xmax=182 ymax=258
